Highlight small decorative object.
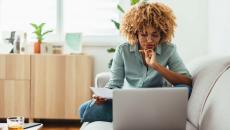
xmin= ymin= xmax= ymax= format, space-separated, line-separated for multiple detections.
xmin=14 ymin=35 xmax=21 ymax=54
xmin=4 ymin=31 xmax=16 ymax=53
xmin=65 ymin=33 xmax=82 ymax=53
xmin=52 ymin=45 xmax=63 ymax=54
xmin=30 ymin=23 xmax=53 ymax=54
xmin=20 ymin=32 xmax=28 ymax=54
xmin=0 ymin=31 xmax=14 ymax=54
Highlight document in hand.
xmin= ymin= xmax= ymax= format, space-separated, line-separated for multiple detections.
xmin=90 ymin=87 xmax=113 ymax=99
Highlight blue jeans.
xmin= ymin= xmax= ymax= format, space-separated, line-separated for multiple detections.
xmin=79 ymin=84 xmax=192 ymax=122
xmin=79 ymin=99 xmax=112 ymax=122
xmin=79 ymin=100 xmax=93 ymax=121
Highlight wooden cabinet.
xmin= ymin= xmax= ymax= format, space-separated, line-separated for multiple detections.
xmin=0 ymin=80 xmax=30 ymax=118
xmin=0 ymin=54 xmax=30 ymax=118
xmin=0 ymin=54 xmax=93 ymax=120
xmin=0 ymin=55 xmax=30 ymax=80
xmin=31 ymin=55 xmax=93 ymax=119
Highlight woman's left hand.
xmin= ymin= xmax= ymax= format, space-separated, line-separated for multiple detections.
xmin=143 ymin=49 xmax=157 ymax=68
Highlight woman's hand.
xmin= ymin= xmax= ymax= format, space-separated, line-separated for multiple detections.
xmin=142 ymin=49 xmax=158 ymax=68
xmin=92 ymin=95 xmax=108 ymax=105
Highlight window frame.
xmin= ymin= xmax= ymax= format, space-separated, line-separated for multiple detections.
xmin=0 ymin=0 xmax=123 ymax=46
xmin=57 ymin=0 xmax=123 ymax=46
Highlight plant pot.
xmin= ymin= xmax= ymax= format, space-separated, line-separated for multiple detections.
xmin=34 ymin=41 xmax=41 ymax=53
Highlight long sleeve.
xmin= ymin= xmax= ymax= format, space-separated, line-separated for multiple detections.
xmin=106 ymin=45 xmax=125 ymax=89
xmin=167 ymin=46 xmax=192 ymax=78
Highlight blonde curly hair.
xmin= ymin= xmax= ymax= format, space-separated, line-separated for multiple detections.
xmin=120 ymin=2 xmax=176 ymax=45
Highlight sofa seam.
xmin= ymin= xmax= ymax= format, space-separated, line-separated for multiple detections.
xmin=197 ymin=65 xmax=230 ymax=130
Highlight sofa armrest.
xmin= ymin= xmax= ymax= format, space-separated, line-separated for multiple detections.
xmin=95 ymin=72 xmax=111 ymax=88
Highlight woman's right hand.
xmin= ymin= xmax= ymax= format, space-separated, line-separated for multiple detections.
xmin=92 ymin=95 xmax=108 ymax=105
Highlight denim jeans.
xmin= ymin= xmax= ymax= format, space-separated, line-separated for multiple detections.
xmin=79 ymin=99 xmax=112 ymax=122
xmin=79 ymin=84 xmax=192 ymax=122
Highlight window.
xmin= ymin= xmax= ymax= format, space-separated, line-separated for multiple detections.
xmin=0 ymin=0 xmax=120 ymax=44
xmin=63 ymin=0 xmax=119 ymax=36
xmin=0 ymin=0 xmax=56 ymax=36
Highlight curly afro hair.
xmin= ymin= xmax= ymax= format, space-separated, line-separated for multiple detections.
xmin=120 ymin=2 xmax=176 ymax=45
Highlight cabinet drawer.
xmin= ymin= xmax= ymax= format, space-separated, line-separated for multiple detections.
xmin=31 ymin=54 xmax=93 ymax=119
xmin=0 ymin=80 xmax=30 ymax=118
xmin=0 ymin=55 xmax=30 ymax=80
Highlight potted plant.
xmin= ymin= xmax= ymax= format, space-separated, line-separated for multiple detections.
xmin=30 ymin=23 xmax=53 ymax=53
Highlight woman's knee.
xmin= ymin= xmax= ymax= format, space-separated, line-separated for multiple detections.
xmin=79 ymin=100 xmax=93 ymax=118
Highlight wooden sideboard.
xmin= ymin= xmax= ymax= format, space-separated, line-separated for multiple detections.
xmin=0 ymin=54 xmax=93 ymax=119
xmin=0 ymin=55 xmax=31 ymax=118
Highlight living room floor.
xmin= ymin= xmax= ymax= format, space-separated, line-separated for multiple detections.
xmin=38 ymin=120 xmax=81 ymax=130
xmin=41 ymin=126 xmax=80 ymax=130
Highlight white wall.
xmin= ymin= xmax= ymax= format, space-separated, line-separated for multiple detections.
xmin=208 ymin=0 xmax=230 ymax=54
xmin=83 ymin=45 xmax=115 ymax=77
xmin=158 ymin=0 xmax=209 ymax=63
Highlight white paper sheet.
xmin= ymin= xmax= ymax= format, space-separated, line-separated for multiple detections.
xmin=90 ymin=87 xmax=113 ymax=99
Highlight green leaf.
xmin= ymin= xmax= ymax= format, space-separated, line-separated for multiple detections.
xmin=107 ymin=48 xmax=116 ymax=53
xmin=42 ymin=30 xmax=53 ymax=36
xmin=30 ymin=23 xmax=38 ymax=30
xmin=130 ymin=0 xmax=140 ymax=5
xmin=39 ymin=23 xmax=45 ymax=30
xmin=34 ymin=31 xmax=40 ymax=36
xmin=37 ymin=28 xmax=42 ymax=36
xmin=37 ymin=36 xmax=42 ymax=41
xmin=117 ymin=4 xmax=125 ymax=13
xmin=111 ymin=19 xmax=120 ymax=30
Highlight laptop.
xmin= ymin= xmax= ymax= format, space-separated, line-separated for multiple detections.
xmin=113 ymin=87 xmax=188 ymax=130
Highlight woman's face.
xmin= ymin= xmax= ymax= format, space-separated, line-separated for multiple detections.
xmin=138 ymin=25 xmax=161 ymax=50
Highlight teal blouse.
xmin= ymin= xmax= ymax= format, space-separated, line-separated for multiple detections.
xmin=106 ymin=42 xmax=192 ymax=89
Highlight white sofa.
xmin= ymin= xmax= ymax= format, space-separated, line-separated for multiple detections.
xmin=81 ymin=55 xmax=230 ymax=130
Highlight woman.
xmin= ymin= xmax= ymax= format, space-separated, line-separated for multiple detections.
xmin=79 ymin=2 xmax=192 ymax=122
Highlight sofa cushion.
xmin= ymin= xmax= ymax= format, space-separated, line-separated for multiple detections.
xmin=81 ymin=121 xmax=113 ymax=130
xmin=186 ymin=121 xmax=197 ymax=130
xmin=80 ymin=122 xmax=89 ymax=130
xmin=187 ymin=56 xmax=230 ymax=128
xmin=95 ymin=72 xmax=111 ymax=88
xmin=199 ymin=68 xmax=230 ymax=130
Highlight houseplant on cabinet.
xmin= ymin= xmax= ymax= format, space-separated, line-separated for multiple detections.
xmin=31 ymin=23 xmax=53 ymax=53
